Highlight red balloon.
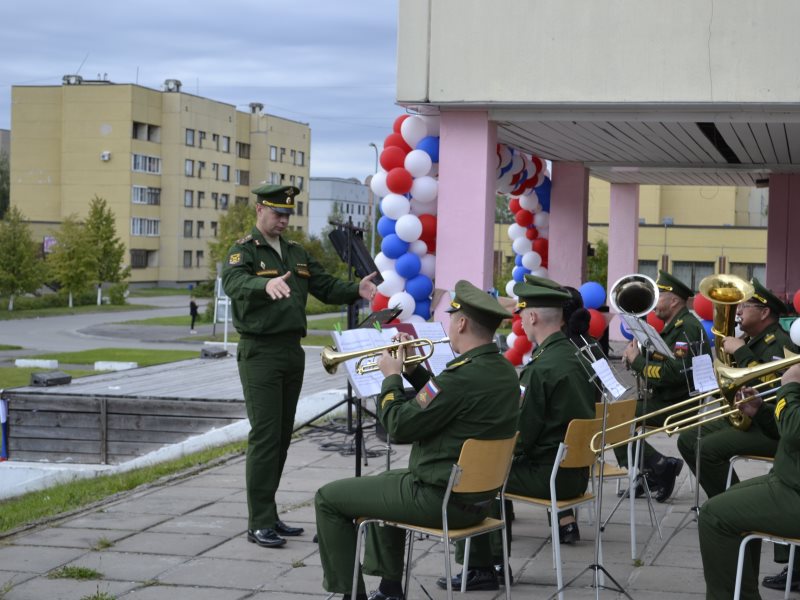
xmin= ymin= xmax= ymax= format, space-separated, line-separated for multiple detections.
xmin=384 ymin=133 xmax=412 ymax=153
xmin=532 ymin=156 xmax=544 ymax=174
xmin=372 ymin=293 xmax=389 ymax=312
xmin=588 ymin=308 xmax=607 ymax=338
xmin=692 ymin=293 xmax=714 ymax=321
xmin=514 ymin=210 xmax=534 ymax=228
xmin=508 ymin=197 xmax=521 ymax=214
xmin=393 ymin=114 xmax=410 ymax=134
xmin=646 ymin=311 xmax=665 ymax=333
xmin=380 ymin=146 xmax=407 ymax=171
xmin=532 ymin=237 xmax=548 ymax=255
xmin=385 ymin=167 xmax=414 ymax=195
xmin=792 ymin=290 xmax=800 ymax=314
xmin=525 ymin=227 xmax=539 ymax=240
xmin=419 ymin=214 xmax=437 ymax=243
xmin=511 ymin=317 xmax=525 ymax=336
xmin=504 ymin=348 xmax=523 ymax=366
xmin=513 ymin=334 xmax=533 ymax=354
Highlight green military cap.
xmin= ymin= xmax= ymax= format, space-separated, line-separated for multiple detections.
xmin=445 ymin=280 xmax=511 ymax=329
xmin=523 ymin=273 xmax=563 ymax=290
xmin=656 ymin=270 xmax=694 ymax=300
xmin=750 ymin=277 xmax=789 ymax=315
xmin=252 ymin=184 xmax=300 ymax=214
xmin=512 ymin=282 xmax=572 ymax=314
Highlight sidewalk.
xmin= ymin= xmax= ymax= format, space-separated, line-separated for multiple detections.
xmin=0 ymin=424 xmax=789 ymax=599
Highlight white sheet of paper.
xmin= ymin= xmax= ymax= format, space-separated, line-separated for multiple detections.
xmin=330 ymin=327 xmax=398 ymax=398
xmin=590 ymin=358 xmax=629 ymax=399
xmin=620 ymin=314 xmax=674 ymax=359
xmin=692 ymin=354 xmax=717 ymax=393
xmin=412 ymin=321 xmax=455 ymax=374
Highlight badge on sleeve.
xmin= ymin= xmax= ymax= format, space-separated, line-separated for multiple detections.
xmin=415 ymin=380 xmax=441 ymax=409
xmin=673 ymin=341 xmax=688 ymax=358
xmin=228 ymin=252 xmax=242 ymax=266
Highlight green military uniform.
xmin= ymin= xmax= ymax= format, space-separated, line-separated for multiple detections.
xmin=314 ymin=281 xmax=519 ymax=595
xmin=698 ymin=380 xmax=800 ymax=599
xmin=222 ymin=185 xmax=360 ymax=533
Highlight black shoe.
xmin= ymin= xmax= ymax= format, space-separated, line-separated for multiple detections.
xmin=247 ymin=528 xmax=286 ymax=548
xmin=367 ymin=590 xmax=404 ymax=600
xmin=653 ymin=458 xmax=683 ymax=503
xmin=436 ymin=568 xmax=498 ymax=591
xmin=762 ymin=566 xmax=800 ymax=591
xmin=559 ymin=521 xmax=580 ymax=545
xmin=274 ymin=519 xmax=304 ymax=536
xmin=493 ymin=563 xmax=514 ymax=585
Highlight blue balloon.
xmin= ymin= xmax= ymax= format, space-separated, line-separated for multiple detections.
xmin=580 ymin=281 xmax=606 ymax=310
xmin=536 ymin=176 xmax=552 ymax=212
xmin=377 ymin=216 xmax=396 ymax=238
xmin=619 ymin=320 xmax=634 ymax=340
xmin=414 ymin=299 xmax=431 ymax=320
xmin=512 ymin=266 xmax=531 ymax=283
xmin=701 ymin=319 xmax=716 ymax=347
xmin=416 ymin=136 xmax=440 ymax=163
xmin=395 ymin=252 xmax=422 ymax=279
xmin=515 ymin=254 xmax=523 ymax=267
xmin=406 ymin=274 xmax=433 ymax=301
xmin=381 ymin=234 xmax=410 ymax=259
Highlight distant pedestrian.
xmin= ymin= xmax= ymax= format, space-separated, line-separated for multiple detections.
xmin=190 ymin=297 xmax=199 ymax=333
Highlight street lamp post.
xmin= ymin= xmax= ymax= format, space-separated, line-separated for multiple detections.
xmin=368 ymin=142 xmax=379 ymax=257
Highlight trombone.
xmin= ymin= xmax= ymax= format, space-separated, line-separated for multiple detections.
xmin=589 ymin=352 xmax=800 ymax=453
xmin=321 ymin=337 xmax=450 ymax=375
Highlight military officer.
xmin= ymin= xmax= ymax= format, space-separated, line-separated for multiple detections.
xmin=222 ymin=184 xmax=377 ymax=549
xmin=440 ymin=282 xmax=597 ymax=592
xmin=314 ymin=280 xmax=519 ymax=600
xmin=698 ymin=364 xmax=800 ymax=599
xmin=618 ymin=270 xmax=712 ymax=502
xmin=678 ymin=277 xmax=799 ymax=589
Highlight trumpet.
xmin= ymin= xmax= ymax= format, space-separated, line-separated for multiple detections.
xmin=589 ymin=352 xmax=800 ymax=453
xmin=321 ymin=337 xmax=450 ymax=375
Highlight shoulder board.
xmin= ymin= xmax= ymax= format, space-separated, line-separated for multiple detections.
xmin=764 ymin=333 xmax=776 ymax=345
xmin=445 ymin=357 xmax=472 ymax=371
xmin=287 ymin=240 xmax=300 ymax=246
xmin=236 ymin=234 xmax=253 ymax=244
xmin=674 ymin=319 xmax=684 ymax=328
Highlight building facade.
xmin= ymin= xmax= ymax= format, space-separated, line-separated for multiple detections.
xmin=10 ymin=77 xmax=311 ymax=285
xmin=308 ymin=177 xmax=370 ymax=239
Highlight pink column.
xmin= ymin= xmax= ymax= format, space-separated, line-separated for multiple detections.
xmin=547 ymin=161 xmax=589 ymax=287
xmin=766 ymin=174 xmax=800 ymax=300
xmin=607 ymin=183 xmax=640 ymax=341
xmin=432 ymin=111 xmax=497 ymax=323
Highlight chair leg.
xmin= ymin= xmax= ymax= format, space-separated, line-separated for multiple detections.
xmin=443 ymin=533 xmax=454 ymax=600
xmin=551 ymin=505 xmax=564 ymax=600
xmin=403 ymin=530 xmax=415 ymax=599
xmin=786 ymin=544 xmax=796 ymax=600
xmin=462 ymin=537 xmax=471 ymax=594
xmin=733 ymin=534 xmax=757 ymax=600
xmin=352 ymin=521 xmax=369 ymax=600
xmin=500 ymin=524 xmax=512 ymax=600
xmin=726 ymin=457 xmax=737 ymax=490
xmin=628 ymin=441 xmax=638 ymax=561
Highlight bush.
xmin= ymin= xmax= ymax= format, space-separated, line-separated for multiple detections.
xmin=191 ymin=280 xmax=215 ymax=298
xmin=108 ymin=283 xmax=128 ymax=305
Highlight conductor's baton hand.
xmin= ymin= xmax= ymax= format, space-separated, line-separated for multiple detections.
xmin=266 ymin=272 xmax=292 ymax=300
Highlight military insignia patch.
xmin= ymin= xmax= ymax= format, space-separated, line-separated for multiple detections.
xmin=775 ymin=397 xmax=787 ymax=421
xmin=764 ymin=333 xmax=776 ymax=345
xmin=674 ymin=319 xmax=684 ymax=328
xmin=228 ymin=252 xmax=242 ymax=266
xmin=260 ymin=261 xmax=266 ymax=269
xmin=415 ymin=380 xmax=441 ymax=409
xmin=673 ymin=341 xmax=688 ymax=358
xmin=381 ymin=392 xmax=395 ymax=410
xmin=236 ymin=234 xmax=252 ymax=244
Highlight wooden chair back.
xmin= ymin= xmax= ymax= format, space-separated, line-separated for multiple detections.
xmin=595 ymin=398 xmax=638 ymax=447
xmin=452 ymin=434 xmax=518 ymax=494
xmin=560 ymin=418 xmax=603 ymax=469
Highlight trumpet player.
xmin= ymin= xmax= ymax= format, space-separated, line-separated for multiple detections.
xmin=677 ymin=277 xmax=799 ymax=591
xmin=618 ymin=270 xmax=711 ymax=502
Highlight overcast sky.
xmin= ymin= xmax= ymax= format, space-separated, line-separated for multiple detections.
xmin=0 ymin=0 xmax=400 ymax=180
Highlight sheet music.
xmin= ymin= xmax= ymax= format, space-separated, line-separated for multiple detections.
xmin=330 ymin=328 xmax=399 ymax=398
xmin=412 ymin=322 xmax=455 ymax=373
xmin=620 ymin=314 xmax=674 ymax=359
xmin=692 ymin=354 xmax=717 ymax=393
xmin=590 ymin=358 xmax=629 ymax=399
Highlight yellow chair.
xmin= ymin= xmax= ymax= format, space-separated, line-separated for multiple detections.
xmin=734 ymin=532 xmax=799 ymax=600
xmin=725 ymin=455 xmax=775 ymax=490
xmin=505 ymin=418 xmax=602 ymax=600
xmin=350 ymin=434 xmax=518 ymax=600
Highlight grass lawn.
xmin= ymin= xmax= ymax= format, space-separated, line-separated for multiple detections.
xmin=0 ymin=367 xmax=96 ymax=389
xmin=115 ymin=315 xmax=204 ymax=326
xmin=0 ymin=344 xmax=22 ymax=351
xmin=0 ymin=304 xmax=157 ymax=321
xmin=128 ymin=287 xmax=194 ymax=297
xmin=23 ymin=348 xmax=199 ymax=367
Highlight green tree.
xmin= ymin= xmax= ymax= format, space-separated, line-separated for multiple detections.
xmin=0 ymin=206 xmax=46 ymax=310
xmin=85 ymin=196 xmax=129 ymax=304
xmin=0 ymin=151 xmax=9 ymax=220
xmin=207 ymin=201 xmax=256 ymax=278
xmin=48 ymin=214 xmax=97 ymax=307
xmin=587 ymin=238 xmax=609 ymax=287
xmin=495 ymin=194 xmax=514 ymax=224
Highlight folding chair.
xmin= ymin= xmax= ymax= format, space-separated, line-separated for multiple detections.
xmin=725 ymin=455 xmax=775 ymax=490
xmin=734 ymin=533 xmax=799 ymax=600
xmin=351 ymin=434 xmax=518 ymax=600
xmin=505 ymin=418 xmax=601 ymax=600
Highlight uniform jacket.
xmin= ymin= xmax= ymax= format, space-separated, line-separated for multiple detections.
xmin=773 ymin=381 xmax=800 ymax=491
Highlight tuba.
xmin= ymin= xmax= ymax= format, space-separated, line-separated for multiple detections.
xmin=698 ymin=274 xmax=755 ymax=430
xmin=609 ymin=274 xmax=659 ymax=318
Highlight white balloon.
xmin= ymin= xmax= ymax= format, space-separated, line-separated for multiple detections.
xmin=497 ymin=169 xmax=515 ymax=189
xmin=510 ymin=154 xmax=524 ymax=175
xmin=791 ymin=319 xmax=800 ymax=346
xmin=378 ymin=270 xmax=406 ymax=297
xmin=410 ymin=200 xmax=437 ymax=216
xmin=522 ymin=349 xmax=532 ymax=364
xmin=507 ymin=223 xmax=526 ymax=240
xmin=410 ymin=176 xmax=438 ymax=203
xmin=404 ymin=150 xmax=433 ymax=178
xmin=512 ymin=236 xmax=532 ymax=256
xmin=534 ymin=211 xmax=550 ymax=228
xmin=400 ymin=116 xmax=427 ymax=149
xmin=505 ymin=280 xmax=517 ymax=298
xmin=389 ymin=291 xmax=416 ymax=321
xmin=404 ymin=314 xmax=427 ymax=324
xmin=374 ymin=252 xmax=395 ymax=273
xmin=421 ymin=115 xmax=440 ymax=136
xmin=395 ymin=214 xmax=423 ymax=242
xmin=420 ymin=254 xmax=436 ymax=278
xmin=409 ymin=239 xmax=428 ymax=257
xmin=370 ymin=170 xmax=390 ymax=198
xmin=381 ymin=194 xmax=411 ymax=220
xmin=521 ymin=250 xmax=542 ymax=270
xmin=506 ymin=332 xmax=517 ymax=349
xmin=519 ymin=194 xmax=539 ymax=212
xmin=498 ymin=145 xmax=512 ymax=169
xmin=531 ymin=266 xmax=549 ymax=278
xmin=537 ymin=226 xmax=549 ymax=240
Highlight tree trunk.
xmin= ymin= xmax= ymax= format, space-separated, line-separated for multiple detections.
xmin=7 ymin=295 xmax=13 ymax=311
xmin=97 ymin=285 xmax=102 ymax=306
xmin=68 ymin=291 xmax=74 ymax=308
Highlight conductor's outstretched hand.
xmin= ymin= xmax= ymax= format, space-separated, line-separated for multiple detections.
xmin=266 ymin=272 xmax=292 ymax=300
xmin=359 ymin=271 xmax=379 ymax=301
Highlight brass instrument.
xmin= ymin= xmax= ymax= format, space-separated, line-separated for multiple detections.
xmin=609 ymin=274 xmax=659 ymax=318
xmin=321 ymin=337 xmax=450 ymax=375
xmin=698 ymin=274 xmax=755 ymax=430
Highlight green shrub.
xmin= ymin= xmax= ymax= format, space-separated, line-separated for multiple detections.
xmin=108 ymin=283 xmax=128 ymax=305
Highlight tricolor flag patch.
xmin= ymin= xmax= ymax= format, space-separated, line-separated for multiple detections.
xmin=416 ymin=379 xmax=441 ymax=409
xmin=673 ymin=341 xmax=688 ymax=358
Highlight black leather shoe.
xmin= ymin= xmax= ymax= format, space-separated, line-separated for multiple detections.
xmin=274 ymin=519 xmax=304 ymax=536
xmin=559 ymin=521 xmax=581 ymax=544
xmin=494 ymin=563 xmax=514 ymax=585
xmin=436 ymin=568 xmax=498 ymax=591
xmin=653 ymin=458 xmax=683 ymax=503
xmin=247 ymin=528 xmax=286 ymax=548
xmin=367 ymin=590 xmax=404 ymax=600
xmin=762 ymin=566 xmax=800 ymax=591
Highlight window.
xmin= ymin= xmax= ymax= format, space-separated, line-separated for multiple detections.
xmin=296 ymin=150 xmax=305 ymax=166
xmin=235 ymin=196 xmax=249 ymax=206
xmin=183 ymin=251 xmax=192 ymax=268
xmin=197 ymin=221 xmax=204 ymax=238
xmin=132 ymin=154 xmax=161 ymax=174
xmin=290 ymin=149 xmax=296 ymax=163
xmin=297 ymin=200 xmax=304 ymax=217
xmin=184 ymin=190 xmax=193 ymax=207
xmin=183 ymin=220 xmax=193 ymax=238
xmin=131 ymin=218 xmax=160 ymax=236
xmin=212 ymin=133 xmax=219 ymax=151
xmin=730 ymin=263 xmax=766 ymax=282
xmin=220 ymin=194 xmax=229 ymax=210
xmin=197 ymin=161 xmax=205 ymax=178
xmin=221 ymin=136 xmax=230 ymax=153
xmin=236 ymin=169 xmax=250 ymax=186
xmin=212 ymin=163 xmax=219 ymax=180
xmin=197 ymin=191 xmax=205 ymax=209
xmin=221 ymin=165 xmax=230 ymax=182
xmin=212 ymin=192 xmax=219 ymax=209
xmin=296 ymin=176 xmax=304 ymax=191
xmin=672 ymin=261 xmax=715 ymax=291
xmin=270 ymin=145 xmax=277 ymax=160
xmin=130 ymin=249 xmax=148 ymax=268
xmin=289 ymin=175 xmax=295 ymax=185
xmin=198 ymin=131 xmax=206 ymax=148
xmin=236 ymin=142 xmax=251 ymax=159
xmin=280 ymin=147 xmax=286 ymax=162
xmin=280 ymin=173 xmax=286 ymax=183
xmin=211 ymin=221 xmax=218 ymax=237
xmin=270 ymin=172 xmax=280 ymax=184
xmin=196 ymin=250 xmax=204 ymax=268
xmin=132 ymin=186 xmax=161 ymax=205
xmin=185 ymin=129 xmax=195 ymax=146
xmin=184 ymin=159 xmax=194 ymax=177
xmin=638 ymin=260 xmax=658 ymax=282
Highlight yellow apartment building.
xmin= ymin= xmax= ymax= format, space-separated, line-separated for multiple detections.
xmin=10 ymin=76 xmax=311 ymax=285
